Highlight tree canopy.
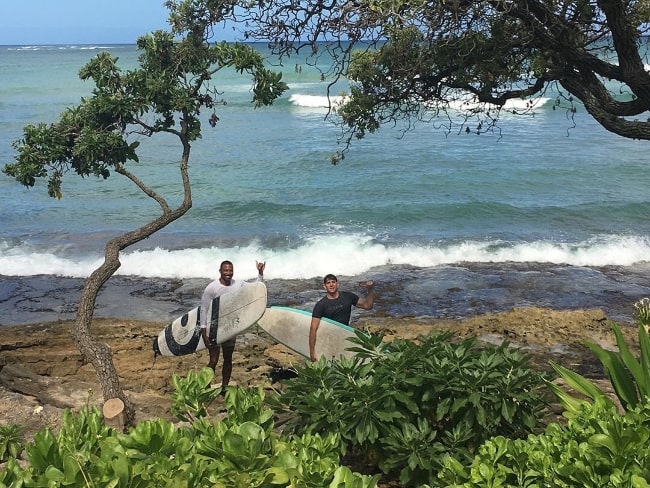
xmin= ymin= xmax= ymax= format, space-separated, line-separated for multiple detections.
xmin=233 ymin=0 xmax=650 ymax=157
xmin=4 ymin=15 xmax=286 ymax=197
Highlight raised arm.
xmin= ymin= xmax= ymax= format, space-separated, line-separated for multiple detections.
xmin=356 ymin=280 xmax=375 ymax=310
xmin=256 ymin=260 xmax=266 ymax=281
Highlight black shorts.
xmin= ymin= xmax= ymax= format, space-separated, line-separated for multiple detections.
xmin=209 ymin=336 xmax=236 ymax=348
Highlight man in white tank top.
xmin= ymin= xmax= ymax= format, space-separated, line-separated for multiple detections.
xmin=200 ymin=259 xmax=265 ymax=386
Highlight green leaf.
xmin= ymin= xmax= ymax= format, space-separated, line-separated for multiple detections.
xmin=549 ymin=361 xmax=609 ymax=402
xmin=261 ymin=466 xmax=289 ymax=484
xmin=589 ymin=433 xmax=618 ymax=454
xmin=584 ymin=342 xmax=639 ymax=409
xmin=610 ymin=322 xmax=647 ymax=395
xmin=631 ymin=474 xmax=650 ymax=488
xmin=546 ymin=377 xmax=605 ymax=414
xmin=44 ymin=465 xmax=65 ymax=482
xmin=637 ymin=323 xmax=650 ymax=395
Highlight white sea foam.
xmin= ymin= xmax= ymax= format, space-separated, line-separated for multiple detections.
xmin=288 ymin=93 xmax=347 ymax=109
xmin=10 ymin=44 xmax=117 ymax=51
xmin=433 ymin=96 xmax=552 ymax=112
xmin=1 ymin=234 xmax=648 ymax=280
xmin=288 ymin=92 xmax=553 ymax=116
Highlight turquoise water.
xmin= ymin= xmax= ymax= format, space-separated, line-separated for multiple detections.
xmin=1 ymin=43 xmax=650 ymax=326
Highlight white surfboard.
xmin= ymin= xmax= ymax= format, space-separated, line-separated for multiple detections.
xmin=256 ymin=306 xmax=358 ymax=360
xmin=153 ymin=281 xmax=267 ymax=357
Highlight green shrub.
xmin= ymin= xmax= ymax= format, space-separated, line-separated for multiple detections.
xmin=443 ymin=298 xmax=650 ymax=488
xmin=0 ymin=386 xmax=379 ymax=487
xmin=221 ymin=385 xmax=275 ymax=430
xmin=548 ymin=302 xmax=650 ymax=414
xmin=0 ymin=458 xmax=28 ymax=488
xmin=171 ymin=366 xmax=222 ymax=422
xmin=273 ymin=330 xmax=548 ymax=486
xmin=437 ymin=397 xmax=650 ymax=487
xmin=0 ymin=424 xmax=24 ymax=462
xmin=21 ymin=406 xmax=110 ymax=486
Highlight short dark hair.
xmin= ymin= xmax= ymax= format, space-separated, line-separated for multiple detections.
xmin=220 ymin=260 xmax=233 ymax=269
xmin=323 ymin=273 xmax=338 ymax=283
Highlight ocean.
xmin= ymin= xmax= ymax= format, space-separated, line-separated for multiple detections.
xmin=2 ymin=43 xmax=650 ymax=326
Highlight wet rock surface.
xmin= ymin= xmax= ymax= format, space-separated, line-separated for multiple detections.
xmin=3 ymin=262 xmax=650 ymax=327
xmin=0 ymin=307 xmax=639 ymax=441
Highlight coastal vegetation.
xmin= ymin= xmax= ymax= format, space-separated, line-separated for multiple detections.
xmin=272 ymin=331 xmax=548 ymax=485
xmin=2 ymin=307 xmax=650 ymax=486
xmin=437 ymin=302 xmax=650 ymax=486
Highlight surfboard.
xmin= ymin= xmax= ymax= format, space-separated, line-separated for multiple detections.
xmin=256 ymin=306 xmax=358 ymax=360
xmin=153 ymin=281 xmax=267 ymax=357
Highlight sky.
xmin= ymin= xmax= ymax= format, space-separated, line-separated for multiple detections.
xmin=0 ymin=1 xmax=179 ymax=45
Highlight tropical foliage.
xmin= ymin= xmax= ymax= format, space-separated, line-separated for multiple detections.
xmin=271 ymin=330 xmax=549 ymax=486
xmin=0 ymin=424 xmax=24 ymax=463
xmin=0 ymin=383 xmax=379 ymax=488
xmin=547 ymin=300 xmax=650 ymax=413
xmin=171 ymin=366 xmax=223 ymax=422
xmin=4 ymin=317 xmax=650 ymax=487
xmin=437 ymin=397 xmax=650 ymax=487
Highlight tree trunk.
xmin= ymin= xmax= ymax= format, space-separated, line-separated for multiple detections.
xmin=71 ymin=249 xmax=137 ymax=429
xmin=103 ymin=397 xmax=126 ymax=432
xmin=70 ymin=156 xmax=193 ymax=430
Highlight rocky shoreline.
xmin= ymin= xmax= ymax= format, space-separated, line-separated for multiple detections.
xmin=0 ymin=307 xmax=640 ymax=440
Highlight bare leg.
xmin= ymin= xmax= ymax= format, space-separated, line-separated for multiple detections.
xmin=221 ymin=344 xmax=235 ymax=387
xmin=207 ymin=345 xmax=221 ymax=372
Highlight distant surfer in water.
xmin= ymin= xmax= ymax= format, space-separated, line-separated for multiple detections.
xmin=200 ymin=259 xmax=266 ymax=386
xmin=309 ymin=274 xmax=375 ymax=362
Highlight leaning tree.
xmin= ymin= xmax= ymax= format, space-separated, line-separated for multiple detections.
xmin=231 ymin=0 xmax=650 ymax=159
xmin=2 ymin=0 xmax=287 ymax=427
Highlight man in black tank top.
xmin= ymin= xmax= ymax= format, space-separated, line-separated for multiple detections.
xmin=309 ymin=273 xmax=375 ymax=362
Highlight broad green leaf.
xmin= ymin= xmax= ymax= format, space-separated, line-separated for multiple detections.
xmin=610 ymin=322 xmax=646 ymax=395
xmin=44 ymin=465 xmax=65 ymax=482
xmin=589 ymin=433 xmax=618 ymax=455
xmin=550 ymin=362 xmax=608 ymax=401
xmin=631 ymin=474 xmax=650 ymax=488
xmin=264 ymin=466 xmax=290 ymax=484
xmin=584 ymin=343 xmax=639 ymax=409
xmin=638 ymin=323 xmax=650 ymax=395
